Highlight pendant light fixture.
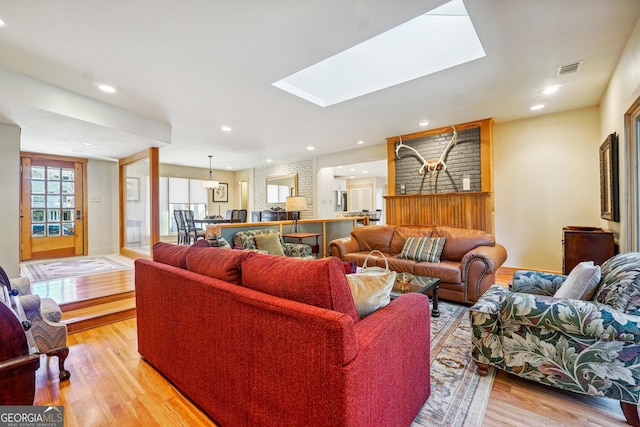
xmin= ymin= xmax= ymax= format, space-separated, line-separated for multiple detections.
xmin=202 ymin=155 xmax=219 ymax=189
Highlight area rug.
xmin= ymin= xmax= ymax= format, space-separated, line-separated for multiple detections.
xmin=413 ymin=301 xmax=496 ymax=427
xmin=21 ymin=256 xmax=133 ymax=282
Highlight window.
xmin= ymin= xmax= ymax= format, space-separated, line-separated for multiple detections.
xmin=159 ymin=177 xmax=208 ymax=235
xmin=624 ymin=97 xmax=640 ymax=251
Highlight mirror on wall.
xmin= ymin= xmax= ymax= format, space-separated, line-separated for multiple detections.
xmin=266 ymin=173 xmax=297 ymax=204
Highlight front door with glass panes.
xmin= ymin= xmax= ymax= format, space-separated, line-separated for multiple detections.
xmin=20 ymin=155 xmax=86 ymax=261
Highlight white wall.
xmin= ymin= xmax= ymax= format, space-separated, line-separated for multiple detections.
xmin=317 ymin=143 xmax=387 ymax=169
xmin=317 ymin=167 xmax=336 ymax=219
xmin=494 ymin=106 xmax=601 ymax=272
xmin=87 ymin=159 xmax=120 ymax=255
xmin=600 ymin=15 xmax=640 ymax=252
xmin=0 ymin=123 xmax=21 ymax=276
xmin=234 ymin=168 xmax=254 ymax=214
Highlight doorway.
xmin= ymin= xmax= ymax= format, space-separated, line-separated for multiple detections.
xmin=20 ymin=153 xmax=87 ymax=261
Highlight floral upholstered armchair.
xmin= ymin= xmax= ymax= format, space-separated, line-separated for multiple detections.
xmin=233 ymin=229 xmax=313 ymax=258
xmin=470 ymin=252 xmax=640 ymax=426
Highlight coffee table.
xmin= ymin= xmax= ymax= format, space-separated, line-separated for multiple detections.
xmin=390 ymin=275 xmax=440 ymax=317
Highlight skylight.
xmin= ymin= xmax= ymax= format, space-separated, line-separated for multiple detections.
xmin=273 ymin=0 xmax=485 ymax=107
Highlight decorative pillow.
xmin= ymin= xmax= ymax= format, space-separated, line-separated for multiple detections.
xmin=553 ymin=261 xmax=601 ymax=300
xmin=342 ymin=260 xmax=358 ymax=274
xmin=594 ymin=252 xmax=640 ymax=313
xmin=254 ymin=233 xmax=285 ymax=256
xmin=397 ymin=237 xmax=446 ymax=263
xmin=208 ymin=233 xmax=231 ymax=249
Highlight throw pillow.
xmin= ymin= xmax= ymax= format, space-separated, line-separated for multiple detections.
xmin=594 ymin=253 xmax=640 ymax=312
xmin=342 ymin=260 xmax=358 ymax=274
xmin=254 ymin=233 xmax=285 ymax=256
xmin=208 ymin=233 xmax=232 ymax=249
xmin=554 ymin=261 xmax=602 ymax=300
xmin=397 ymin=237 xmax=446 ymax=263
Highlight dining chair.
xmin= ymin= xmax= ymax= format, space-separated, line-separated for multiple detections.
xmin=184 ymin=210 xmax=206 ymax=243
xmin=369 ymin=209 xmax=382 ymax=224
xmin=231 ymin=209 xmax=248 ymax=223
xmin=173 ymin=210 xmax=188 ymax=244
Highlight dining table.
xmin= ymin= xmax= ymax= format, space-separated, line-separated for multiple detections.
xmin=193 ymin=218 xmax=233 ymax=225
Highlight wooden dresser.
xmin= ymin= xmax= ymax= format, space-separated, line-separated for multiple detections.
xmin=562 ymin=226 xmax=615 ymax=274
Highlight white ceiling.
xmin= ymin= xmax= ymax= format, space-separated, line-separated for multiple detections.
xmin=0 ymin=0 xmax=639 ymax=178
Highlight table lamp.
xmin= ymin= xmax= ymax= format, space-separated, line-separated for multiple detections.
xmin=285 ymin=196 xmax=307 ymax=232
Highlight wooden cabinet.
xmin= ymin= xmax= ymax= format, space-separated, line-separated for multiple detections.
xmin=562 ymin=226 xmax=615 ymax=274
xmin=348 ymin=186 xmax=372 ymax=212
xmin=252 ymin=210 xmax=296 ymax=222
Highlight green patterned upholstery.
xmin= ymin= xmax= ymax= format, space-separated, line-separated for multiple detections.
xmin=233 ymin=229 xmax=313 ymax=258
xmin=471 ymin=252 xmax=640 ymax=410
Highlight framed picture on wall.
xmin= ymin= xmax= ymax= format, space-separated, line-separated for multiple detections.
xmin=213 ymin=182 xmax=228 ymax=202
xmin=599 ymin=132 xmax=619 ymax=222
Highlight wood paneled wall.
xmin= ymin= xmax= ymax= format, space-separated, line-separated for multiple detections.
xmin=385 ymin=118 xmax=495 ymax=233
xmin=385 ymin=192 xmax=493 ymax=232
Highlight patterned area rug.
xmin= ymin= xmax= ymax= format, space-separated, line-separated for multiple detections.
xmin=21 ymin=256 xmax=133 ymax=282
xmin=413 ymin=301 xmax=496 ymax=427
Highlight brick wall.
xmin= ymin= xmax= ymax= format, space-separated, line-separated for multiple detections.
xmin=395 ymin=127 xmax=481 ymax=194
xmin=254 ymin=159 xmax=314 ymax=219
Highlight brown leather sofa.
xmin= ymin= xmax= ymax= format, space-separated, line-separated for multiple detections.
xmin=329 ymin=225 xmax=507 ymax=304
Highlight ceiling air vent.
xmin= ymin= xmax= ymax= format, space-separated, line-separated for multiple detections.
xmin=556 ymin=61 xmax=583 ymax=77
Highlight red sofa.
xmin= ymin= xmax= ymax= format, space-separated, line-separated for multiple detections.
xmin=329 ymin=225 xmax=507 ymax=304
xmin=135 ymin=242 xmax=431 ymax=427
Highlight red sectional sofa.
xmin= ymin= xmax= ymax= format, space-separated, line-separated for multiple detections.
xmin=135 ymin=242 xmax=431 ymax=427
xmin=329 ymin=225 xmax=507 ymax=304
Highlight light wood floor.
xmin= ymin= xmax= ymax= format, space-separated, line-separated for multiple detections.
xmin=29 ymin=269 xmax=631 ymax=426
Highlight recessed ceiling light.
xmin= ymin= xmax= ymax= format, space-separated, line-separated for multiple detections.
xmin=307 ymin=146 xmax=315 ymax=151
xmin=530 ymin=104 xmax=545 ymax=111
xmin=266 ymin=159 xmax=272 ymax=163
xmin=273 ymin=0 xmax=484 ymax=107
xmin=349 ymin=175 xmax=355 ymax=179
xmin=356 ymin=140 xmax=364 ymax=145
xmin=336 ymin=166 xmax=343 ymax=169
xmin=363 ymin=170 xmax=369 ymax=174
xmin=97 ymin=84 xmax=116 ymax=93
xmin=418 ymin=120 xmax=430 ymax=127
xmin=221 ymin=126 xmax=232 ymax=132
xmin=226 ymin=166 xmax=232 ymax=169
xmin=350 ymin=168 xmax=356 ymax=172
xmin=541 ymin=85 xmax=560 ymax=95
xmin=0 ymin=19 xmax=6 ymax=28
xmin=81 ymin=142 xmax=93 ymax=146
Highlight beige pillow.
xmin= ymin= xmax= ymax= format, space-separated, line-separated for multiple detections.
xmin=254 ymin=233 xmax=285 ymax=256
xmin=554 ymin=261 xmax=601 ymax=300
